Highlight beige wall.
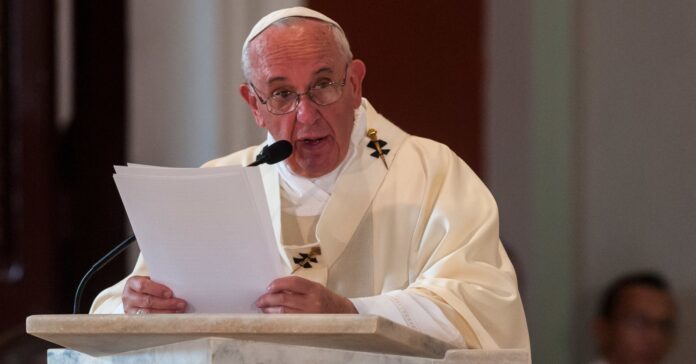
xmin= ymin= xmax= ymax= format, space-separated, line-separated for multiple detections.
xmin=576 ymin=2 xmax=696 ymax=363
xmin=486 ymin=1 xmax=696 ymax=363
xmin=128 ymin=0 xmax=302 ymax=168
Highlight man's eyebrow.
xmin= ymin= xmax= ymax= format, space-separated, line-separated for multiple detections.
xmin=314 ymin=67 xmax=333 ymax=75
xmin=267 ymin=76 xmax=288 ymax=84
xmin=266 ymin=67 xmax=336 ymax=84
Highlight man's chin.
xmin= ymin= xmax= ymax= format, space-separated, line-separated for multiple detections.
xmin=289 ymin=158 xmax=340 ymax=178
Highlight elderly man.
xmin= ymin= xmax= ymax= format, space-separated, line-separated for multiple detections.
xmin=91 ymin=7 xmax=529 ymax=350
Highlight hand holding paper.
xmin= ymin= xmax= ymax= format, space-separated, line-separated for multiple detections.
xmin=122 ymin=275 xmax=187 ymax=314
xmin=256 ymin=276 xmax=358 ymax=314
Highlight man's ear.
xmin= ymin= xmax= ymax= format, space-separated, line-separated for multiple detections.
xmin=240 ymin=83 xmax=266 ymax=128
xmin=348 ymin=59 xmax=366 ymax=109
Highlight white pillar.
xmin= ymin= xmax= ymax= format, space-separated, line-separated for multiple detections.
xmin=128 ymin=0 xmax=303 ymax=168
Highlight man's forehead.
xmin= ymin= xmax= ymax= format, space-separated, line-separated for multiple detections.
xmin=249 ymin=24 xmax=343 ymax=84
xmin=616 ymin=286 xmax=676 ymax=314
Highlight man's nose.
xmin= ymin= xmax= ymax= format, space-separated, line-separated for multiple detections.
xmin=295 ymin=94 xmax=319 ymax=125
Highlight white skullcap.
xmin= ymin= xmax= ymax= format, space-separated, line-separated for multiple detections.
xmin=243 ymin=7 xmax=343 ymax=52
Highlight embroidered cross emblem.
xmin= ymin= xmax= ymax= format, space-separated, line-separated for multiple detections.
xmin=366 ymin=128 xmax=390 ymax=170
xmin=293 ymin=253 xmax=318 ymax=268
xmin=367 ymin=139 xmax=390 ymax=158
xmin=291 ymin=246 xmax=321 ymax=272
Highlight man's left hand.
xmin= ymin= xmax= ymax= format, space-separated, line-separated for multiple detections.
xmin=255 ymin=276 xmax=358 ymax=314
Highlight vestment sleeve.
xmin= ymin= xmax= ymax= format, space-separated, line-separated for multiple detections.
xmin=403 ymin=140 xmax=529 ymax=350
xmin=350 ymin=291 xmax=467 ymax=347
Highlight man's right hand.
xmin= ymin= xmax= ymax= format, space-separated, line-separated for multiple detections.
xmin=122 ymin=275 xmax=187 ymax=314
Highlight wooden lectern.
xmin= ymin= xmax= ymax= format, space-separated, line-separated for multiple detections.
xmin=26 ymin=314 xmax=529 ymax=363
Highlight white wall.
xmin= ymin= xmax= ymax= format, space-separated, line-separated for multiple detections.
xmin=487 ymin=1 xmax=696 ymax=363
xmin=576 ymin=2 xmax=696 ymax=363
xmin=128 ymin=0 xmax=302 ymax=167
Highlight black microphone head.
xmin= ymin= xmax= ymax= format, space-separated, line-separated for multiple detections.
xmin=264 ymin=140 xmax=293 ymax=165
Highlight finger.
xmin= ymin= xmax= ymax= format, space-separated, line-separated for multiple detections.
xmin=126 ymin=276 xmax=174 ymax=298
xmin=124 ymin=294 xmax=187 ymax=311
xmin=265 ymin=276 xmax=317 ymax=294
xmin=255 ymin=292 xmax=306 ymax=311
xmin=124 ymin=300 xmax=186 ymax=313
xmin=260 ymin=306 xmax=305 ymax=314
xmin=127 ymin=307 xmax=184 ymax=314
xmin=146 ymin=307 xmax=185 ymax=314
xmin=261 ymin=306 xmax=284 ymax=314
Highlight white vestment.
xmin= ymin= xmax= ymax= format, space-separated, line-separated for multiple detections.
xmin=91 ymin=99 xmax=529 ymax=350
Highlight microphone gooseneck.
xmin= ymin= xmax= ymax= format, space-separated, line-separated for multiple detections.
xmin=248 ymin=140 xmax=293 ymax=166
xmin=73 ymin=234 xmax=137 ymax=314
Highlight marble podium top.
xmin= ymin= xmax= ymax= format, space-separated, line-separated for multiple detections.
xmin=26 ymin=314 xmax=455 ymax=358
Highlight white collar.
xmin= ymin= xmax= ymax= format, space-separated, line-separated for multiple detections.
xmin=268 ymin=104 xmax=367 ymax=216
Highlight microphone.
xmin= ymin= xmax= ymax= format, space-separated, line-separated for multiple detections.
xmin=248 ymin=140 xmax=293 ymax=166
xmin=73 ymin=234 xmax=137 ymax=314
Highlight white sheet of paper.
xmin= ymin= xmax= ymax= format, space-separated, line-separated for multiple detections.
xmin=113 ymin=165 xmax=288 ymax=313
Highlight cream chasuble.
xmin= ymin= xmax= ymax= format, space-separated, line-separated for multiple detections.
xmin=275 ymin=109 xmax=465 ymax=346
xmin=90 ymin=99 xmax=529 ymax=351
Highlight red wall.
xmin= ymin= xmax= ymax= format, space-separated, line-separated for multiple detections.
xmin=308 ymin=1 xmax=484 ymax=173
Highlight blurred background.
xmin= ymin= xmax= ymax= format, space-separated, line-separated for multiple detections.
xmin=1 ymin=0 xmax=694 ymax=363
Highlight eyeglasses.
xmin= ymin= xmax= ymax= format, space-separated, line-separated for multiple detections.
xmin=249 ymin=64 xmax=349 ymax=115
xmin=617 ymin=315 xmax=676 ymax=334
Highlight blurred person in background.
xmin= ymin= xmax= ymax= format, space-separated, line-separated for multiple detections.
xmin=592 ymin=271 xmax=677 ymax=364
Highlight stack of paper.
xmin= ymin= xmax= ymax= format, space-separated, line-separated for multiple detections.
xmin=113 ymin=164 xmax=287 ymax=313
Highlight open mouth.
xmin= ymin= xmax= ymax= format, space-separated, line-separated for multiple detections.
xmin=300 ymin=136 xmax=327 ymax=145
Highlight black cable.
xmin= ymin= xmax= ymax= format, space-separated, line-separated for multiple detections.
xmin=73 ymin=234 xmax=137 ymax=314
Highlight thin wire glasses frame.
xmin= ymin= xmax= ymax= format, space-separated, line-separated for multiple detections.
xmin=249 ymin=64 xmax=349 ymax=115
